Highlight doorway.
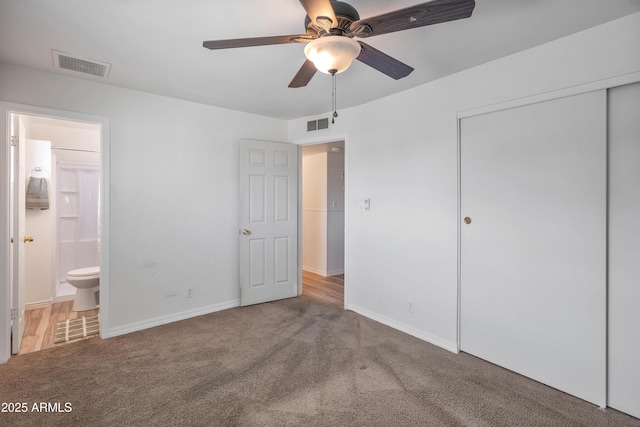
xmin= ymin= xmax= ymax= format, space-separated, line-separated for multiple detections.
xmin=300 ymin=140 xmax=345 ymax=307
xmin=18 ymin=114 xmax=101 ymax=354
xmin=1 ymin=103 xmax=110 ymax=361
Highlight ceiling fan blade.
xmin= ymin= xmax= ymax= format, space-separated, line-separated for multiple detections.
xmin=356 ymin=42 xmax=414 ymax=80
xmin=289 ymin=59 xmax=318 ymax=88
xmin=203 ymin=35 xmax=309 ymax=50
xmin=298 ymin=0 xmax=338 ymax=27
xmin=350 ymin=0 xmax=475 ymax=38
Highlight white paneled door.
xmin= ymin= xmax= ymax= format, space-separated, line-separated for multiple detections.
xmin=460 ymin=91 xmax=607 ymax=406
xmin=239 ymin=140 xmax=298 ymax=306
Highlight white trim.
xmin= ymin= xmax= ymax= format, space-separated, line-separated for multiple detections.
xmin=302 ymin=266 xmax=345 ymax=277
xmin=456 ymin=116 xmax=462 ymax=353
xmin=0 ymin=102 xmax=110 ymax=363
xmin=349 ymin=304 xmax=459 ymax=354
xmin=108 ymin=299 xmax=240 ymax=337
xmin=302 ymin=208 xmax=345 ymax=213
xmin=99 ymin=111 xmax=111 ymax=339
xmin=0 ymin=107 xmax=10 ymax=363
xmin=297 ymin=146 xmax=303 ymax=298
xmin=458 ymin=71 xmax=640 ymax=120
xmin=302 ymin=266 xmax=327 ymax=276
xmin=24 ymin=301 xmax=52 ymax=311
xmin=294 ymin=132 xmax=349 ymax=147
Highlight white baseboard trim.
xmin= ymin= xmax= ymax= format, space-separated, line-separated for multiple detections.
xmin=107 ymin=299 xmax=240 ymax=338
xmin=25 ymin=301 xmax=53 ymax=310
xmin=302 ymin=267 xmax=344 ymax=277
xmin=326 ymin=269 xmax=344 ymax=276
xmin=348 ymin=304 xmax=458 ymax=354
xmin=302 ymin=266 xmax=327 ymax=276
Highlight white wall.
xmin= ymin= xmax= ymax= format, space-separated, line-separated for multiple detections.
xmin=0 ymin=63 xmax=288 ymax=346
xmin=326 ymin=151 xmax=345 ymax=275
xmin=289 ymin=12 xmax=640 ymax=351
xmin=302 ymin=152 xmax=328 ymax=275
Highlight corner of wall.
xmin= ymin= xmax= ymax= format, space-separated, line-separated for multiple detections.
xmin=348 ymin=304 xmax=459 ymax=354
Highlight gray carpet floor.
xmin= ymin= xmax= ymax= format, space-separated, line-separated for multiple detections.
xmin=0 ymin=296 xmax=638 ymax=426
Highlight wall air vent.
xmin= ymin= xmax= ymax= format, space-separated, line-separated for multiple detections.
xmin=52 ymin=50 xmax=111 ymax=78
xmin=306 ymin=117 xmax=329 ymax=132
xmin=317 ymin=118 xmax=329 ymax=130
xmin=307 ymin=120 xmax=317 ymax=132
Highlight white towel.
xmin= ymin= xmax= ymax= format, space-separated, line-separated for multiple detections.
xmin=26 ymin=177 xmax=49 ymax=210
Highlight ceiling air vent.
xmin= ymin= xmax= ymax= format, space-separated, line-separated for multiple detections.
xmin=307 ymin=117 xmax=329 ymax=132
xmin=52 ymin=50 xmax=111 ymax=78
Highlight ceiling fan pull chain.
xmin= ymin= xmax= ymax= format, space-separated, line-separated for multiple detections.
xmin=331 ymin=70 xmax=338 ymax=124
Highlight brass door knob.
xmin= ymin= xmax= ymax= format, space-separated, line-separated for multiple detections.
xmin=240 ymin=229 xmax=251 ymax=235
xmin=24 ymin=236 xmax=34 ymax=243
xmin=464 ymin=217 xmax=472 ymax=225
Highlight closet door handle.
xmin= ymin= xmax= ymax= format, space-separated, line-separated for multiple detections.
xmin=24 ymin=236 xmax=34 ymax=243
xmin=240 ymin=229 xmax=251 ymax=236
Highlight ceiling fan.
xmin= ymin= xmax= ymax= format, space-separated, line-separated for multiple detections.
xmin=203 ymin=0 xmax=476 ymax=88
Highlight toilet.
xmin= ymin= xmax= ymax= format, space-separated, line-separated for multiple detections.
xmin=66 ymin=266 xmax=100 ymax=311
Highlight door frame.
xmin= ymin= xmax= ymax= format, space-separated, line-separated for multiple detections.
xmin=0 ymin=102 xmax=110 ymax=363
xmin=294 ymin=133 xmax=349 ymax=310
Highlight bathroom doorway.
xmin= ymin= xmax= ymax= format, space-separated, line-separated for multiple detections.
xmin=300 ymin=140 xmax=345 ymax=307
xmin=9 ymin=111 xmax=103 ymax=355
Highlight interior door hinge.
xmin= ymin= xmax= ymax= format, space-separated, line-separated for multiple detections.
xmin=10 ymin=308 xmax=18 ymax=320
xmin=10 ymin=136 xmax=18 ymax=147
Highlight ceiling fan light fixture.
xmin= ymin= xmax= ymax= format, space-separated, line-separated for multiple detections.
xmin=304 ymin=36 xmax=361 ymax=74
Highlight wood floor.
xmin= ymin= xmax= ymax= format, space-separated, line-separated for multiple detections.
xmin=18 ymin=301 xmax=99 ymax=355
xmin=302 ymin=270 xmax=344 ymax=307
xmin=17 ymin=273 xmax=340 ymax=355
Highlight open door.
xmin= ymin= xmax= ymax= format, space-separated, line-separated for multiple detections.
xmin=239 ymin=139 xmax=298 ymax=306
xmin=10 ymin=113 xmax=26 ymax=354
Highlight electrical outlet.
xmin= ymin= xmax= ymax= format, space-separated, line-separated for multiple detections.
xmin=186 ymin=288 xmax=194 ymax=298
xmin=408 ymin=300 xmax=414 ymax=313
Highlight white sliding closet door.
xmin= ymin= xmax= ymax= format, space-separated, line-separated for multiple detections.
xmin=460 ymin=91 xmax=607 ymax=406
xmin=608 ymin=82 xmax=640 ymax=418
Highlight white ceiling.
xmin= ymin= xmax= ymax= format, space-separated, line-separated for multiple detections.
xmin=1 ymin=0 xmax=639 ymax=120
